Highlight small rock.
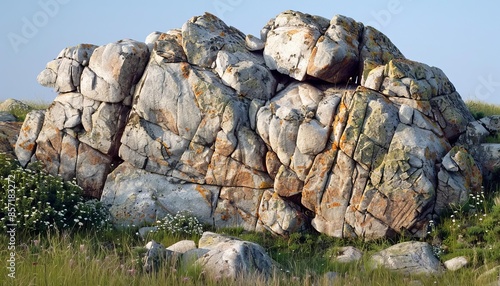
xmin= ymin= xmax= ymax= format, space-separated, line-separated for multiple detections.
xmin=143 ymin=240 xmax=175 ymax=273
xmin=444 ymin=256 xmax=468 ymax=271
xmin=195 ymin=232 xmax=276 ymax=280
xmin=334 ymin=246 xmax=363 ymax=263
xmin=245 ymin=34 xmax=265 ymax=51
xmin=369 ymin=241 xmax=444 ymax=275
xmin=0 ymin=112 xmax=16 ymax=122
xmin=167 ymin=240 xmax=196 ymax=254
xmin=181 ymin=248 xmax=210 ymax=267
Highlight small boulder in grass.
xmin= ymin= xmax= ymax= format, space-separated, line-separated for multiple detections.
xmin=143 ymin=240 xmax=176 ymax=273
xmin=444 ymin=256 xmax=468 ymax=271
xmin=167 ymin=240 xmax=197 ymax=254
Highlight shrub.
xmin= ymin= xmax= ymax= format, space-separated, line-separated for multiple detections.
xmin=0 ymin=153 xmax=110 ymax=235
xmin=155 ymin=211 xmax=204 ymax=237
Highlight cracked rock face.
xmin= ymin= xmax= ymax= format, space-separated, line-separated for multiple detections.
xmin=17 ymin=11 xmax=483 ymax=240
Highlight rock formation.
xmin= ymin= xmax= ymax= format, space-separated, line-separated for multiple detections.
xmin=16 ymin=10 xmax=490 ymax=240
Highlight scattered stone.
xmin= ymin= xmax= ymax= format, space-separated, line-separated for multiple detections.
xmin=0 ymin=122 xmax=23 ymax=157
xmin=167 ymin=240 xmax=197 ymax=254
xmin=370 ymin=241 xmax=444 ymax=275
xmin=245 ymin=34 xmax=265 ymax=51
xmin=334 ymin=246 xmax=363 ymax=263
xmin=195 ymin=232 xmax=276 ymax=280
xmin=142 ymin=240 xmax=175 ymax=273
xmin=0 ymin=112 xmax=16 ymax=122
xmin=444 ymin=256 xmax=468 ymax=271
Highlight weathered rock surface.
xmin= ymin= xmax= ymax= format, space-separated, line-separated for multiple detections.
xmin=195 ymin=232 xmax=276 ymax=280
xmin=333 ymin=246 xmax=363 ymax=263
xmin=0 ymin=112 xmax=16 ymax=122
xmin=18 ymin=10 xmax=488 ymax=240
xmin=444 ymin=256 xmax=468 ymax=271
xmin=0 ymin=122 xmax=23 ymax=157
xmin=370 ymin=241 xmax=444 ymax=275
xmin=142 ymin=240 xmax=176 ymax=273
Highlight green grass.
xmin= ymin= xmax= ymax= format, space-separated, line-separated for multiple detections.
xmin=2 ymin=227 xmax=499 ymax=285
xmin=466 ymin=100 xmax=500 ymax=120
xmin=0 ymin=99 xmax=50 ymax=122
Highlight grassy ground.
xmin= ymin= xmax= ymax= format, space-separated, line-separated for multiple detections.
xmin=465 ymin=100 xmax=500 ymax=120
xmin=2 ymin=192 xmax=500 ymax=286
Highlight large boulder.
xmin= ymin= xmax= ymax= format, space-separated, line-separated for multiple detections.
xmin=195 ymin=232 xmax=276 ymax=280
xmin=370 ymin=241 xmax=444 ymax=275
xmin=22 ymin=10 xmax=483 ymax=240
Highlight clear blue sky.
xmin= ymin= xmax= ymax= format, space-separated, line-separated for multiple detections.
xmin=2 ymin=1 xmax=500 ymax=104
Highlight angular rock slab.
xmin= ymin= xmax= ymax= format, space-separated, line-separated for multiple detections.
xmin=436 ymin=146 xmax=482 ymax=214
xmin=101 ymin=162 xmax=220 ymax=226
xmin=264 ymin=10 xmax=329 ymax=81
xmin=37 ymin=44 xmax=98 ymax=93
xmin=80 ymin=39 xmax=149 ymax=103
xmin=196 ymin=232 xmax=276 ymax=280
xmin=15 ymin=110 xmax=45 ymax=167
xmin=370 ymin=241 xmax=444 ymax=275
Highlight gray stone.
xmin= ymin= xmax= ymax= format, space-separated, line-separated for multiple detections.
xmin=444 ymin=256 xmax=468 ymax=271
xmin=0 ymin=112 xmax=16 ymax=122
xmin=101 ymin=162 xmax=220 ymax=227
xmin=167 ymin=240 xmax=197 ymax=254
xmin=80 ymin=39 xmax=149 ymax=103
xmin=245 ymin=34 xmax=265 ymax=51
xmin=143 ymin=240 xmax=175 ymax=273
xmin=370 ymin=241 xmax=444 ymax=275
xmin=195 ymin=232 xmax=276 ymax=280
xmin=334 ymin=246 xmax=363 ymax=263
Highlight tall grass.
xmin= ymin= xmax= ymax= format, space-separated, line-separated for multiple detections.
xmin=466 ymin=100 xmax=500 ymax=120
xmin=2 ymin=227 xmax=498 ymax=285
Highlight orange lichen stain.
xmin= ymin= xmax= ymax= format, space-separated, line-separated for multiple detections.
xmin=286 ymin=29 xmax=299 ymax=37
xmin=23 ymin=143 xmax=35 ymax=151
xmin=259 ymin=181 xmax=273 ymax=189
xmin=181 ymin=62 xmax=190 ymax=79
xmin=158 ymin=33 xmax=168 ymax=40
xmin=195 ymin=185 xmax=211 ymax=204
xmin=193 ymin=85 xmax=204 ymax=98
xmin=220 ymin=31 xmax=226 ymax=37
xmin=22 ymin=125 xmax=32 ymax=132
xmin=327 ymin=202 xmax=341 ymax=208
